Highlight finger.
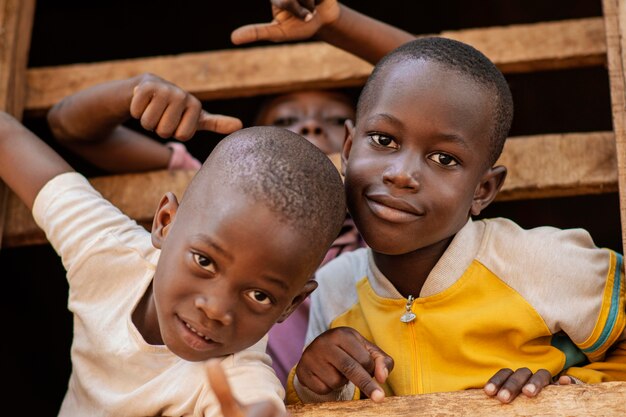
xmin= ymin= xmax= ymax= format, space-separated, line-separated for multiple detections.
xmin=129 ymin=85 xmax=154 ymax=121
xmin=207 ymin=360 xmax=245 ymax=417
xmin=333 ymin=349 xmax=385 ymax=402
xmin=363 ymin=340 xmax=394 ymax=385
xmin=197 ymin=111 xmax=243 ymax=134
xmin=484 ymin=368 xmax=513 ymax=396
xmin=138 ymin=96 xmax=169 ymax=132
xmin=556 ymin=375 xmax=575 ymax=385
xmin=154 ymin=102 xmax=186 ymax=138
xmin=231 ymin=21 xmax=286 ymax=45
xmin=496 ymin=367 xmax=532 ymax=403
xmin=521 ymin=369 xmax=552 ymax=397
xmin=275 ymin=0 xmax=315 ymax=20
xmin=173 ymin=104 xmax=202 ymax=141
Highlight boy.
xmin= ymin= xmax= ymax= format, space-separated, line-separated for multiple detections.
xmin=0 ymin=112 xmax=346 ymax=416
xmin=48 ymin=73 xmax=364 ymax=388
xmin=233 ymin=0 xmax=626 ymax=405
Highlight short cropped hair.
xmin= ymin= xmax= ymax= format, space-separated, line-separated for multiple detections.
xmin=357 ymin=37 xmax=514 ymax=166
xmin=186 ymin=126 xmax=346 ymax=262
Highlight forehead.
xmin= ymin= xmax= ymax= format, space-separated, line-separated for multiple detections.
xmin=257 ymin=91 xmax=354 ymax=120
xmin=361 ymin=59 xmax=494 ymax=148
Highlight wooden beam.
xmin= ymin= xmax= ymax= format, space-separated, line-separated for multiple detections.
xmin=602 ymin=0 xmax=626 ymax=251
xmin=286 ymin=382 xmax=626 ymax=417
xmin=2 ymin=132 xmax=617 ymax=248
xmin=0 ymin=0 xmax=36 ymax=249
xmin=24 ymin=17 xmax=606 ymax=115
xmin=495 ymin=132 xmax=617 ymax=201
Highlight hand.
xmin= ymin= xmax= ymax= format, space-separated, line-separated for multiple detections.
xmin=484 ymin=368 xmax=558 ymax=403
xmin=296 ymin=327 xmax=394 ymax=403
xmin=130 ymin=73 xmax=242 ymax=140
xmin=207 ymin=360 xmax=289 ymax=417
xmin=231 ymin=0 xmax=340 ymax=45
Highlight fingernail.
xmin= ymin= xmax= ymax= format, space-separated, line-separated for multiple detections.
xmin=383 ymin=368 xmax=389 ymax=380
xmin=371 ymin=389 xmax=384 ymax=403
xmin=304 ymin=12 xmax=313 ymax=22
xmin=524 ymin=383 xmax=536 ymax=395
xmin=484 ymin=383 xmax=496 ymax=394
xmin=498 ymin=389 xmax=511 ymax=402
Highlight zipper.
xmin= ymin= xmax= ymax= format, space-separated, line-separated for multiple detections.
xmin=401 ymin=295 xmax=421 ymax=393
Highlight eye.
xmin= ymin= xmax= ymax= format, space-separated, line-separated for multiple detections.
xmin=325 ymin=116 xmax=349 ymax=127
xmin=193 ymin=253 xmax=216 ymax=273
xmin=245 ymin=290 xmax=272 ymax=305
xmin=369 ymin=133 xmax=398 ymax=149
xmin=428 ymin=152 xmax=459 ymax=167
xmin=271 ymin=116 xmax=299 ymax=127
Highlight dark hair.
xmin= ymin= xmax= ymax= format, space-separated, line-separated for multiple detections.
xmin=357 ymin=36 xmax=514 ymax=166
xmin=186 ymin=126 xmax=346 ymax=261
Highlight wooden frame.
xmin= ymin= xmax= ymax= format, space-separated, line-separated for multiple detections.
xmin=0 ymin=0 xmax=36 ymax=248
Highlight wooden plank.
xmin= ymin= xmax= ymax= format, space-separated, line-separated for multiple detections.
xmin=495 ymin=132 xmax=618 ymax=201
xmin=24 ymin=17 xmax=606 ymax=115
xmin=0 ymin=0 xmax=36 ymax=249
xmin=602 ymin=0 xmax=626 ymax=251
xmin=286 ymin=381 xmax=626 ymax=417
xmin=2 ymin=132 xmax=617 ymax=248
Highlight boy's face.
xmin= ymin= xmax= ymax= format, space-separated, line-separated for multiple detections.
xmin=149 ymin=185 xmax=316 ymax=362
xmin=257 ymin=91 xmax=355 ymax=155
xmin=343 ymin=59 xmax=498 ymax=255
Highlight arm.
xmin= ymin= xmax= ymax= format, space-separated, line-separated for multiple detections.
xmin=47 ymin=73 xmax=242 ymax=173
xmin=231 ymin=0 xmax=414 ymax=65
xmin=0 ymin=112 xmax=73 ymax=211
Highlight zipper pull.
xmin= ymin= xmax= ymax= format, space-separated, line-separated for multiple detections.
xmin=400 ymin=295 xmax=416 ymax=323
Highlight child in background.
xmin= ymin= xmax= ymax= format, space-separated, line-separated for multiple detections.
xmin=233 ymin=0 xmax=626 ymax=404
xmin=47 ymin=74 xmax=365 ymax=387
xmin=0 ymin=109 xmax=346 ymax=416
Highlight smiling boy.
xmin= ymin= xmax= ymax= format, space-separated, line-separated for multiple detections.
xmin=286 ymin=36 xmax=625 ymax=405
xmin=0 ymin=115 xmax=345 ymax=416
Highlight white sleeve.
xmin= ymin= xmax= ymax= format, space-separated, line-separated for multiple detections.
xmin=31 ymin=172 xmax=151 ymax=278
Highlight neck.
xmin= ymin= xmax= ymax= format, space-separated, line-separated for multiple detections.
xmin=372 ymin=236 xmax=453 ymax=298
xmin=132 ymin=281 xmax=163 ymax=345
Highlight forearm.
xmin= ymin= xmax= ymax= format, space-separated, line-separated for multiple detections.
xmin=47 ymin=75 xmax=143 ymax=142
xmin=316 ymin=4 xmax=415 ymax=64
xmin=0 ymin=112 xmax=73 ymax=210
xmin=47 ymin=73 xmax=173 ymax=173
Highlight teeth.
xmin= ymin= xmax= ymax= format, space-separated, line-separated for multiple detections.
xmin=184 ymin=322 xmax=211 ymax=342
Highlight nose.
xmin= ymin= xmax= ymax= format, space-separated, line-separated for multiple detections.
xmin=382 ymin=154 xmax=421 ymax=191
xmin=194 ymin=294 xmax=233 ymax=326
xmin=297 ymin=117 xmax=325 ymax=137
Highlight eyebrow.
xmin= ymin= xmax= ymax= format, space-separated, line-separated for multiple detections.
xmin=261 ymin=275 xmax=290 ymax=292
xmin=436 ymin=132 xmax=471 ymax=151
xmin=190 ymin=234 xmax=234 ymax=261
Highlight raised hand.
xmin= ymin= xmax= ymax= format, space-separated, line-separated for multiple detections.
xmin=296 ymin=327 xmax=394 ymax=402
xmin=207 ymin=360 xmax=289 ymax=417
xmin=130 ymin=74 xmax=242 ymax=140
xmin=231 ymin=0 xmax=340 ymax=45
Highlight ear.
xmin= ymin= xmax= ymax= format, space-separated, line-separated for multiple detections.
xmin=151 ymin=192 xmax=180 ymax=249
xmin=470 ymin=165 xmax=507 ymax=217
xmin=276 ymin=280 xmax=318 ymax=323
xmin=341 ymin=119 xmax=355 ymax=177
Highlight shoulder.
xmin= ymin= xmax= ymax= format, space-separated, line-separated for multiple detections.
xmin=314 ymin=247 xmax=369 ymax=289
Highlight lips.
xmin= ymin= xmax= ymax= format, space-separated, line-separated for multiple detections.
xmin=365 ymin=194 xmax=423 ymax=223
xmin=177 ymin=315 xmax=221 ymax=349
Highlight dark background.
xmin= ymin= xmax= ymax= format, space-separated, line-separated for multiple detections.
xmin=2 ymin=0 xmax=619 ymax=415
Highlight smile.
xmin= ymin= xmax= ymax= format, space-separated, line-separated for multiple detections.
xmin=366 ymin=195 xmax=423 ymax=223
xmin=176 ymin=315 xmax=221 ymax=350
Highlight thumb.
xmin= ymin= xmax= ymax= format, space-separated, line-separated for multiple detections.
xmin=363 ymin=339 xmax=394 ymax=386
xmin=197 ymin=111 xmax=243 ymax=134
xmin=207 ymin=359 xmax=245 ymax=417
xmin=231 ymin=21 xmax=284 ymax=45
